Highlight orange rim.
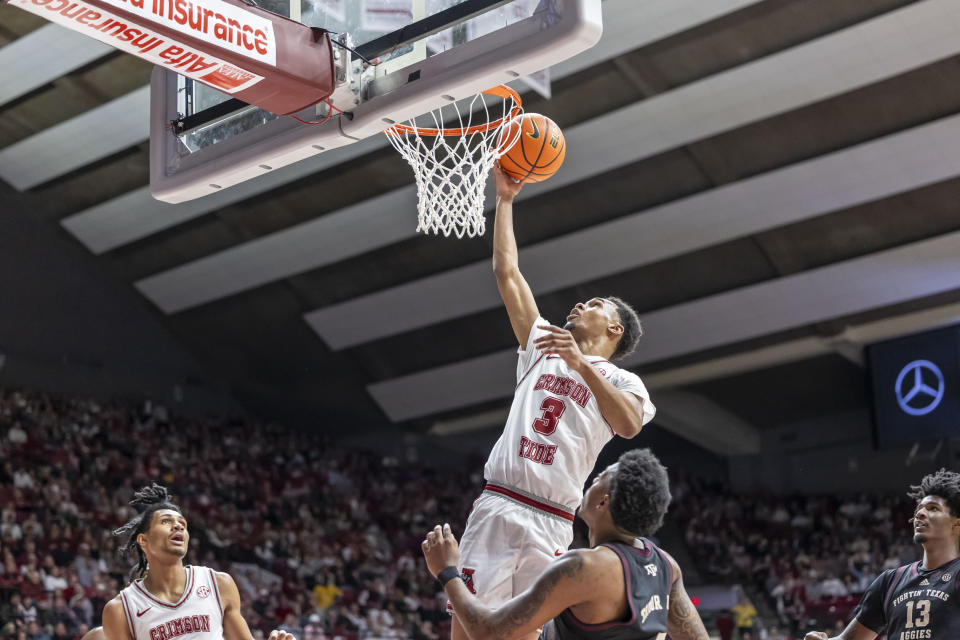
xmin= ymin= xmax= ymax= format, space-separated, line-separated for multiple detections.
xmin=385 ymin=85 xmax=523 ymax=137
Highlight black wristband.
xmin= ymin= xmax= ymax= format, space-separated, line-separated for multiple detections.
xmin=437 ymin=566 xmax=461 ymax=587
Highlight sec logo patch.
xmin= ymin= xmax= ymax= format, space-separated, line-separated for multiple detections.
xmin=196 ymin=586 xmax=210 ymax=598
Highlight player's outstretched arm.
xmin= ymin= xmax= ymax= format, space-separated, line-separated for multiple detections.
xmin=216 ymin=571 xmax=295 ymax=640
xmin=660 ymin=553 xmax=709 ymax=640
xmin=422 ymin=524 xmax=587 ymax=640
xmin=492 ymin=164 xmax=539 ymax=346
xmin=803 ymin=620 xmax=878 ymax=640
xmin=102 ymin=598 xmax=134 ymax=640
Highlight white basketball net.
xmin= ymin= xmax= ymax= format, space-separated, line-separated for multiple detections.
xmin=385 ymin=87 xmax=523 ymax=238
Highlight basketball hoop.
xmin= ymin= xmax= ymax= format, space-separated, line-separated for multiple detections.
xmin=384 ymin=85 xmax=523 ymax=238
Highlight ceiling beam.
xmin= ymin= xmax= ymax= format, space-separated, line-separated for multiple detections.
xmin=62 ymin=134 xmax=387 ymax=253
xmin=551 ymin=0 xmax=765 ymax=78
xmin=0 ymin=24 xmax=111 ymax=107
xmin=367 ymin=231 xmax=960 ymax=421
xmin=652 ymin=390 xmax=762 ymax=456
xmin=0 ymin=86 xmax=148 ymax=190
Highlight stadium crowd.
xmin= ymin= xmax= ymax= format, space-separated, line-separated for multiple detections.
xmin=0 ymin=386 xmax=922 ymax=640
xmin=0 ymin=388 xmax=480 ymax=640
xmin=672 ymin=472 xmax=919 ymax=638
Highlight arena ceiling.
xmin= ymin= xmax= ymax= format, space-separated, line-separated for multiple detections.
xmin=2 ymin=0 xmax=960 ymax=455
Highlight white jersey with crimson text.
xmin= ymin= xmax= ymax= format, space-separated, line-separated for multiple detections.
xmin=118 ymin=565 xmax=224 ymax=640
xmin=484 ymin=317 xmax=656 ymax=510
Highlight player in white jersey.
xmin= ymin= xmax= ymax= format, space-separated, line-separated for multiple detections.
xmin=101 ymin=484 xmax=294 ymax=640
xmin=450 ymin=167 xmax=656 ymax=640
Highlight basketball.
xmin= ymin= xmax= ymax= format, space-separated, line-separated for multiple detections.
xmin=498 ymin=114 xmax=566 ymax=183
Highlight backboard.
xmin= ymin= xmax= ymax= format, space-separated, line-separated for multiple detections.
xmin=149 ymin=0 xmax=602 ymax=203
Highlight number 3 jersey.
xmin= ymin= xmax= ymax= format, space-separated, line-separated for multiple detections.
xmin=118 ymin=566 xmax=225 ymax=640
xmin=855 ymin=557 xmax=960 ymax=640
xmin=484 ymin=317 xmax=656 ymax=510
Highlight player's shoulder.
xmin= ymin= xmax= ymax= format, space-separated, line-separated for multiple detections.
xmin=526 ymin=316 xmax=552 ymax=339
xmin=886 ymin=561 xmax=920 ymax=577
xmin=204 ymin=566 xmax=230 ymax=581
xmin=207 ymin=568 xmax=238 ymax=592
xmin=651 ymin=543 xmax=681 ymax=576
xmin=102 ymin=595 xmax=127 ymax=618
xmin=638 ymin=539 xmax=681 ymax=586
xmin=192 ymin=564 xmax=221 ymax=574
xmin=554 ymin=546 xmax=616 ymax=575
xmin=566 ymin=544 xmax=630 ymax=578
xmin=598 ymin=359 xmax=642 ymax=381
xmin=871 ymin=563 xmax=914 ymax=590
xmin=589 ymin=357 xmax=617 ymax=371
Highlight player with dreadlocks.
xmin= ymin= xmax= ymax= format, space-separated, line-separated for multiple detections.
xmin=805 ymin=468 xmax=960 ymax=640
xmin=102 ymin=484 xmax=295 ymax=640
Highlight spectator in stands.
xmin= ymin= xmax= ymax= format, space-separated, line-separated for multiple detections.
xmin=28 ymin=622 xmax=50 ymax=640
xmin=42 ymin=566 xmax=68 ymax=593
xmin=68 ymin=584 xmax=93 ymax=629
xmin=311 ymin=572 xmax=340 ymax=612
xmin=1 ymin=510 xmax=22 ymax=542
xmin=817 ymin=572 xmax=847 ymax=599
xmin=732 ymin=589 xmax=758 ymax=638
xmin=1 ymin=592 xmax=23 ymax=626
xmin=51 ymin=622 xmax=72 ymax=640
xmin=301 ymin=614 xmax=324 ymax=640
xmin=73 ymin=545 xmax=99 ymax=589
xmin=7 ymin=422 xmax=27 ymax=445
xmin=715 ymin=609 xmax=735 ymax=640
xmin=49 ymin=596 xmax=78 ymax=630
xmin=0 ymin=557 xmax=22 ymax=591
xmin=19 ymin=592 xmax=41 ymax=622
xmin=766 ymin=624 xmax=785 ymax=640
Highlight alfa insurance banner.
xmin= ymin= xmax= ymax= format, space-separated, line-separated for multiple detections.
xmin=8 ymin=0 xmax=269 ymax=93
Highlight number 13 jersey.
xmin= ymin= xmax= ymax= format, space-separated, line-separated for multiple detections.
xmin=484 ymin=317 xmax=656 ymax=510
xmin=856 ymin=557 xmax=960 ymax=640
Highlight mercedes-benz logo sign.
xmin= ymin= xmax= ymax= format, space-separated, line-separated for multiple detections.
xmin=894 ymin=360 xmax=945 ymax=416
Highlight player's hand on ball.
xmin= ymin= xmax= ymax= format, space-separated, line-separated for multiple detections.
xmin=534 ymin=325 xmax=585 ymax=371
xmin=493 ymin=163 xmax=524 ymax=201
xmin=268 ymin=630 xmax=295 ymax=640
xmin=422 ymin=523 xmax=460 ymax=578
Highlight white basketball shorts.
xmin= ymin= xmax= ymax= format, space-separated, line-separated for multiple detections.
xmin=455 ymin=483 xmax=576 ymax=607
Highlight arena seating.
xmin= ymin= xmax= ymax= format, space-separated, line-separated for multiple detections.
xmin=0 ymin=388 xmax=475 ymax=639
xmin=671 ymin=472 xmax=919 ymax=638
xmin=0 ymin=387 xmax=921 ymax=640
